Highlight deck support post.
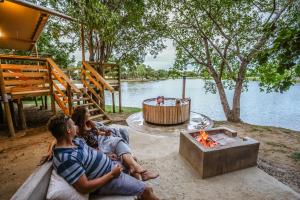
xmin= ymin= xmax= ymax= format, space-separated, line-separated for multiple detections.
xmin=0 ymin=102 xmax=3 ymax=124
xmin=0 ymin=59 xmax=15 ymax=136
xmin=8 ymin=100 xmax=17 ymax=130
xmin=40 ymin=96 xmax=44 ymax=109
xmin=3 ymin=100 xmax=15 ymax=136
xmin=0 ymin=101 xmax=3 ymax=124
xmin=118 ymin=64 xmax=122 ymax=113
xmin=44 ymin=96 xmax=48 ymax=109
xmin=182 ymin=76 xmax=186 ymax=99
xmin=112 ymin=93 xmax=115 ymax=113
xmin=17 ymin=99 xmax=27 ymax=130
xmin=9 ymin=101 xmax=17 ymax=129
xmin=34 ymin=97 xmax=38 ymax=107
xmin=47 ymin=62 xmax=56 ymax=115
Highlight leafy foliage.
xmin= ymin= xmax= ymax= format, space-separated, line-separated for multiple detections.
xmin=148 ymin=0 xmax=298 ymax=121
xmin=65 ymin=0 xmax=165 ymax=67
xmin=257 ymin=12 xmax=300 ymax=92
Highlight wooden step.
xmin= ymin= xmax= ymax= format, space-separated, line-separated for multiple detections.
xmin=72 ymin=97 xmax=90 ymax=102
xmin=76 ymin=102 xmax=94 ymax=107
xmin=89 ymin=108 xmax=100 ymax=112
xmin=89 ymin=114 xmax=105 ymax=120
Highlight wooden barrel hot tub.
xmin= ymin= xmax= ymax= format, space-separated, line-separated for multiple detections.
xmin=143 ymin=98 xmax=191 ymax=125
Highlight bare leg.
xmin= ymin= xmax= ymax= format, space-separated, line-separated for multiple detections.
xmin=122 ymin=153 xmax=145 ymax=180
xmin=122 ymin=153 xmax=145 ymax=172
xmin=122 ymin=153 xmax=159 ymax=181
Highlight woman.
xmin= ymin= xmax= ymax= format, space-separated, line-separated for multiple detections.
xmin=71 ymin=106 xmax=158 ymax=181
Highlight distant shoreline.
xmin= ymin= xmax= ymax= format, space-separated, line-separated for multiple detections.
xmin=122 ymin=77 xmax=300 ymax=83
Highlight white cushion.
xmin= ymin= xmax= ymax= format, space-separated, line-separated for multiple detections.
xmin=46 ymin=169 xmax=89 ymax=200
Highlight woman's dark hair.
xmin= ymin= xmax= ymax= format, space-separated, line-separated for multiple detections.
xmin=71 ymin=106 xmax=88 ymax=136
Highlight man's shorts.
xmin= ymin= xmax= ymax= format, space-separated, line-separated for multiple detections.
xmin=93 ymin=162 xmax=146 ymax=196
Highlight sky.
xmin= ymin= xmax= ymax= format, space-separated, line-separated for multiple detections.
xmin=73 ymin=39 xmax=176 ymax=70
xmin=144 ymin=39 xmax=176 ymax=70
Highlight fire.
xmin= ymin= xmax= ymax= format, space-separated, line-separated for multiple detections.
xmin=196 ymin=130 xmax=218 ymax=148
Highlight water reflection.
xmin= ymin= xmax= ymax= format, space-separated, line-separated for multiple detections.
xmin=105 ymin=79 xmax=300 ymax=131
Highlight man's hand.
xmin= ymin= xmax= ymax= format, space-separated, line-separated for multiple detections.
xmin=104 ymin=130 xmax=112 ymax=136
xmin=96 ymin=130 xmax=107 ymax=136
xmin=111 ymin=164 xmax=122 ymax=178
xmin=107 ymin=153 xmax=118 ymax=161
xmin=98 ymin=129 xmax=112 ymax=136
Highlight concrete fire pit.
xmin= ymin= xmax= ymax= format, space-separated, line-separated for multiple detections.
xmin=179 ymin=127 xmax=260 ymax=178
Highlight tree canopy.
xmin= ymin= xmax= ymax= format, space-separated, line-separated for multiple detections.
xmin=148 ymin=0 xmax=299 ymax=122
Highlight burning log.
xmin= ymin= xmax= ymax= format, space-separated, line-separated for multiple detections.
xmin=196 ymin=130 xmax=218 ymax=148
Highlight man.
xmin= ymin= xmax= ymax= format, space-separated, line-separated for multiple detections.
xmin=47 ymin=113 xmax=159 ymax=199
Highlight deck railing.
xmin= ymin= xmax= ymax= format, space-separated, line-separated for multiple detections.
xmin=82 ymin=61 xmax=116 ymax=112
xmin=0 ymin=55 xmax=83 ymax=116
xmin=46 ymin=58 xmax=81 ymax=115
xmin=0 ymin=55 xmax=49 ymax=97
xmin=0 ymin=55 xmax=115 ymax=136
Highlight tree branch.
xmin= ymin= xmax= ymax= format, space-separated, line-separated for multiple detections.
xmin=186 ymin=10 xmax=237 ymax=80
xmin=246 ymin=0 xmax=292 ymax=62
xmin=262 ymin=0 xmax=277 ymax=27
xmin=220 ymin=40 xmax=231 ymax=78
xmin=198 ymin=4 xmax=231 ymax=41
xmin=171 ymin=35 xmax=208 ymax=67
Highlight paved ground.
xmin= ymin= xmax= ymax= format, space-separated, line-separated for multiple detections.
xmin=111 ymin=124 xmax=300 ymax=200
xmin=126 ymin=112 xmax=213 ymax=137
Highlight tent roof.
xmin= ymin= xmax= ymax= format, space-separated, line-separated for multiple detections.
xmin=0 ymin=0 xmax=74 ymax=51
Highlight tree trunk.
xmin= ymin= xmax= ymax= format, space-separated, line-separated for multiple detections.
xmin=229 ymin=61 xmax=248 ymax=122
xmin=213 ymin=77 xmax=233 ymax=121
xmin=88 ymin=30 xmax=95 ymax=61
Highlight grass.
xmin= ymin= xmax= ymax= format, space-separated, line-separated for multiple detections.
xmin=266 ymin=141 xmax=290 ymax=149
xmin=290 ymin=152 xmax=300 ymax=162
xmin=21 ymin=97 xmax=141 ymax=116
xmin=105 ymin=105 xmax=141 ymax=113
xmin=22 ymin=97 xmax=51 ymax=106
xmin=22 ymin=98 xmax=142 ymax=114
xmin=250 ymin=127 xmax=264 ymax=132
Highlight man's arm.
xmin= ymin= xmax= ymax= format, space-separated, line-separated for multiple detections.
xmin=73 ymin=164 xmax=122 ymax=194
xmin=39 ymin=139 xmax=56 ymax=165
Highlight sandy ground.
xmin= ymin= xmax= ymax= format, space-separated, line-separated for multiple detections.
xmin=123 ymin=124 xmax=299 ymax=199
xmin=0 ymin=106 xmax=299 ymax=199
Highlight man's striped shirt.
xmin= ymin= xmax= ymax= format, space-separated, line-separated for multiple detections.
xmin=53 ymin=138 xmax=112 ymax=184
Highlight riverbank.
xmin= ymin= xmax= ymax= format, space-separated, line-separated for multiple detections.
xmin=0 ymin=106 xmax=299 ymax=199
xmin=122 ymin=78 xmax=168 ymax=82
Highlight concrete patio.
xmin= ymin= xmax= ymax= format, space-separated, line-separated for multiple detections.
xmin=111 ymin=124 xmax=300 ymax=200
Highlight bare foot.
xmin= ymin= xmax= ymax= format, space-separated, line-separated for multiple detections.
xmin=141 ymin=170 xmax=159 ymax=181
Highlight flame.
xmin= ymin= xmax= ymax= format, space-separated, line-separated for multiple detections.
xmin=196 ymin=130 xmax=218 ymax=148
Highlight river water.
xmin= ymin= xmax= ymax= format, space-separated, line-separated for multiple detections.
xmin=105 ymin=79 xmax=300 ymax=131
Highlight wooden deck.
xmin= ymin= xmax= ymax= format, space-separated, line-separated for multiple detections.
xmin=0 ymin=55 xmax=121 ymax=137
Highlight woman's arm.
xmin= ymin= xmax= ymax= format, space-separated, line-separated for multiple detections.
xmin=73 ymin=164 xmax=122 ymax=194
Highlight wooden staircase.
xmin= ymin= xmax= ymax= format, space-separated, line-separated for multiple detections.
xmin=0 ymin=55 xmax=114 ymax=135
xmin=84 ymin=61 xmax=121 ymax=113
xmin=48 ymin=59 xmax=113 ymax=124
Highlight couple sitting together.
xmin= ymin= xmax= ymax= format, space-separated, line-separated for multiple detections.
xmin=47 ymin=106 xmax=159 ymax=199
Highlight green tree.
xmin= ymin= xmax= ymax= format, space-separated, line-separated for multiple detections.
xmin=256 ymin=13 xmax=300 ymax=92
xmin=150 ymin=0 xmax=298 ymax=122
xmin=64 ymin=0 xmax=164 ymax=73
